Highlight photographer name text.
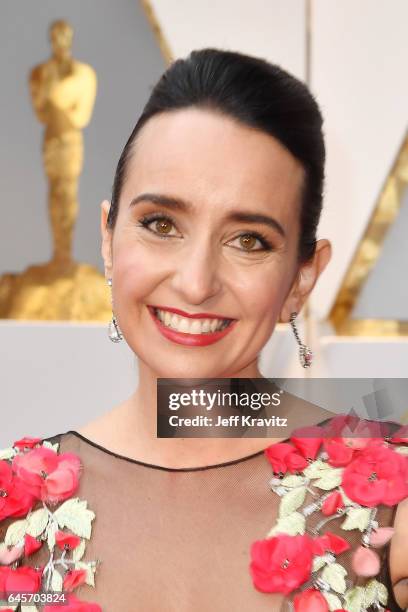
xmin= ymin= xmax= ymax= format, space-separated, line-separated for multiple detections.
xmin=168 ymin=415 xmax=287 ymax=427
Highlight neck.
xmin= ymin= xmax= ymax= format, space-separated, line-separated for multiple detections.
xmin=107 ymin=359 xmax=278 ymax=469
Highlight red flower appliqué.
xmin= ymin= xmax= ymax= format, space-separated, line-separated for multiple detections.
xmin=250 ymin=534 xmax=314 ymax=594
xmin=0 ymin=434 xmax=101 ymax=611
xmin=0 ymin=565 xmax=43 ymax=594
xmin=43 ymin=593 xmax=102 ymax=611
xmin=323 ymin=418 xmax=386 ymax=467
xmin=293 ymin=587 xmax=330 ymax=612
xmin=0 ymin=460 xmax=37 ymax=521
xmin=13 ymin=436 xmax=43 ymax=451
xmin=341 ymin=442 xmax=408 ymax=506
xmin=264 ymin=443 xmax=307 ymax=475
xmin=290 ymin=426 xmax=324 ymax=460
xmin=251 ymin=415 xmax=408 ymax=608
xmin=63 ymin=568 xmax=88 ymax=591
xmin=55 ymin=530 xmax=81 ymax=551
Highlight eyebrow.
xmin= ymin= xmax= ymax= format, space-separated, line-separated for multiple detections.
xmin=129 ymin=192 xmax=286 ymax=238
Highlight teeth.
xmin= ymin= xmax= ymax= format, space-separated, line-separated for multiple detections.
xmin=200 ymin=319 xmax=210 ymax=333
xmin=170 ymin=314 xmax=179 ymax=330
xmin=178 ymin=318 xmax=189 ymax=334
xmin=190 ymin=320 xmax=203 ymax=334
xmin=154 ymin=308 xmax=231 ymax=335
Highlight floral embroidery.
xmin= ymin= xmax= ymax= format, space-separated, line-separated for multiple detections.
xmin=249 ymin=415 xmax=408 ymax=612
xmin=0 ymin=435 xmax=101 ymax=611
xmin=342 ymin=444 xmax=408 ymax=507
xmin=250 ymin=533 xmax=314 ymax=594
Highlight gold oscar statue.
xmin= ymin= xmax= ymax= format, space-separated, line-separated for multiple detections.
xmin=0 ymin=20 xmax=111 ymax=321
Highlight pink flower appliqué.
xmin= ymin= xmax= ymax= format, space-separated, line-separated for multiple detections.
xmin=12 ymin=446 xmax=81 ymax=504
xmin=341 ymin=442 xmax=408 ymax=506
xmin=0 ymin=543 xmax=24 ymax=565
xmin=351 ymin=545 xmax=381 ymax=577
xmin=250 ymin=534 xmax=314 ymax=594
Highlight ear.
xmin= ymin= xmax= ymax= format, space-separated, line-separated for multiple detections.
xmin=279 ymin=239 xmax=332 ymax=323
xmin=100 ymin=200 xmax=113 ymax=280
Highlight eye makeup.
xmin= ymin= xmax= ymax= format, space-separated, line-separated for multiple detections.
xmin=136 ymin=212 xmax=275 ymax=253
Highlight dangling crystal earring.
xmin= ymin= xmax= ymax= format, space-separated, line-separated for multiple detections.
xmin=289 ymin=312 xmax=313 ymax=368
xmin=107 ymin=278 xmax=123 ymax=343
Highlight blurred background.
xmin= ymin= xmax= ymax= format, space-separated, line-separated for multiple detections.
xmin=1 ymin=0 xmax=407 ymax=445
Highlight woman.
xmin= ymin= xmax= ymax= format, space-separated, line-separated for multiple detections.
xmin=1 ymin=49 xmax=407 ymax=612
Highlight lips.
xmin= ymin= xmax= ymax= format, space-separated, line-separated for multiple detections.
xmin=149 ymin=305 xmax=235 ymax=320
xmin=147 ymin=305 xmax=237 ymax=347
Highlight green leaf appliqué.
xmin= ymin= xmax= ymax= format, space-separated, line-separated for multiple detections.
xmin=341 ymin=507 xmax=371 ymax=532
xmin=321 ymin=562 xmax=347 ymax=594
xmin=5 ymin=518 xmax=28 ymax=546
xmin=314 ymin=467 xmax=343 ymax=491
xmin=54 ymin=497 xmax=96 ymax=539
xmin=323 ymin=591 xmax=343 ymax=611
xmin=344 ymin=586 xmax=365 ymax=612
xmin=26 ymin=508 xmax=49 ymax=538
xmin=279 ymin=487 xmax=307 ymax=518
xmin=363 ymin=578 xmax=388 ymax=607
xmin=267 ymin=511 xmax=305 ymax=536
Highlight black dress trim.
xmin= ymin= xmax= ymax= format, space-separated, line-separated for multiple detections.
xmin=60 ymin=430 xmax=269 ymax=472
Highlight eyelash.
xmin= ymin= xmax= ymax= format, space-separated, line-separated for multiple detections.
xmin=136 ymin=212 xmax=274 ymax=253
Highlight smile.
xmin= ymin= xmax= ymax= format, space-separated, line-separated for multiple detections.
xmin=147 ymin=306 xmax=237 ymax=347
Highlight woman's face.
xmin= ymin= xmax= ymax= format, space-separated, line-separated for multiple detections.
xmin=101 ymin=108 xmax=331 ymax=378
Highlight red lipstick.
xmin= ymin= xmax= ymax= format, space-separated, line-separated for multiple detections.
xmin=149 ymin=305 xmax=234 ymax=320
xmin=147 ymin=306 xmax=237 ymax=347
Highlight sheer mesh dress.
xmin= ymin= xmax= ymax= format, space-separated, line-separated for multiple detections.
xmin=1 ymin=424 xmax=405 ymax=612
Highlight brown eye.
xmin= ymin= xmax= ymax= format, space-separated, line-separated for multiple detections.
xmin=239 ymin=234 xmax=257 ymax=250
xmin=155 ymin=219 xmax=173 ymax=234
xmin=137 ymin=213 xmax=179 ymax=238
xmin=229 ymin=232 xmax=273 ymax=253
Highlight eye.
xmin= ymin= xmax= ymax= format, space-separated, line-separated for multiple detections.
xmin=229 ymin=232 xmax=273 ymax=253
xmin=137 ymin=213 xmax=274 ymax=253
xmin=137 ymin=213 xmax=179 ymax=238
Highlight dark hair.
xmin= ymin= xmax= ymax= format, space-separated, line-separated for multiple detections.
xmin=107 ymin=48 xmax=325 ymax=263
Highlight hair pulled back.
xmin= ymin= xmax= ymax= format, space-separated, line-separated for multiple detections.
xmin=107 ymin=48 xmax=325 ymax=264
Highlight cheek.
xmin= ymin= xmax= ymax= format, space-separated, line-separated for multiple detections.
xmin=112 ymin=245 xmax=159 ymax=306
xmin=232 ymin=265 xmax=293 ymax=321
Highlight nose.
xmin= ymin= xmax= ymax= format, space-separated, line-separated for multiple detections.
xmin=170 ymin=238 xmax=222 ymax=305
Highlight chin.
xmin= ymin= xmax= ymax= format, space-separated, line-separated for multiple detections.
xmin=135 ymin=350 xmax=229 ymax=379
